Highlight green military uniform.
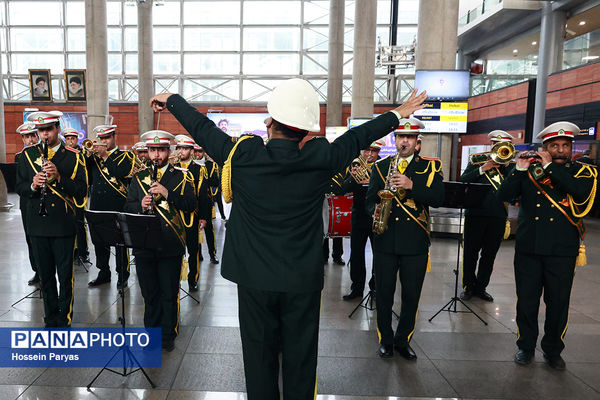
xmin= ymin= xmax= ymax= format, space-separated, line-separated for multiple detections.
xmin=70 ymin=143 xmax=89 ymax=261
xmin=201 ymin=159 xmax=219 ymax=262
xmin=15 ymin=150 xmax=39 ymax=279
xmin=124 ymin=163 xmax=196 ymax=347
xmin=16 ymin=141 xmax=88 ymax=327
xmin=165 ymin=93 xmax=400 ymax=400
xmin=174 ymin=159 xmax=212 ymax=287
xmin=87 ymin=146 xmax=134 ymax=285
xmin=366 ymin=154 xmax=444 ymax=349
xmin=460 ymin=155 xmax=513 ymax=296
xmin=497 ymin=159 xmax=596 ymax=357
xmin=207 ymin=160 xmax=226 ymax=220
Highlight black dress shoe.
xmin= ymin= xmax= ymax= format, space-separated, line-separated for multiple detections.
xmin=460 ymin=289 xmax=473 ymax=300
xmin=476 ymin=290 xmax=494 ymax=302
xmin=395 ymin=344 xmax=417 ymax=360
xmin=198 ymin=255 xmax=204 ymax=262
xmin=332 ymin=258 xmax=345 ymax=266
xmin=378 ymin=344 xmax=393 ymax=358
xmin=162 ymin=340 xmax=175 ymax=352
xmin=514 ymin=349 xmax=534 ymax=365
xmin=210 ymin=257 xmax=219 ymax=264
xmin=88 ymin=274 xmax=111 ymax=287
xmin=189 ymin=282 xmax=199 ymax=292
xmin=342 ymin=289 xmax=362 ymax=301
xmin=28 ymin=274 xmax=40 ymax=286
xmin=543 ymin=353 xmax=566 ymax=370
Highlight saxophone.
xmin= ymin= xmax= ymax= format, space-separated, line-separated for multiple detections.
xmin=372 ymin=154 xmax=399 ymax=235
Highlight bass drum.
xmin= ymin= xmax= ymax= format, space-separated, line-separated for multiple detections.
xmin=323 ymin=194 xmax=352 ymax=237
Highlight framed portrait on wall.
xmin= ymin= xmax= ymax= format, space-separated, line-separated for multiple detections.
xmin=64 ymin=69 xmax=86 ymax=102
xmin=28 ymin=69 xmax=52 ymax=102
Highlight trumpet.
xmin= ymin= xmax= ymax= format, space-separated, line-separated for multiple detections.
xmin=349 ymin=155 xmax=372 ymax=182
xmin=470 ymin=141 xmax=517 ymax=165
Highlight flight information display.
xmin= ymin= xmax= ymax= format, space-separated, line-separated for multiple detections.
xmin=413 ymin=102 xmax=468 ymax=133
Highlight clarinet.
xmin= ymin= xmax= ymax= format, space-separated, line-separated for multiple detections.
xmin=146 ymin=161 xmax=159 ymax=214
xmin=38 ymin=139 xmax=49 ymax=216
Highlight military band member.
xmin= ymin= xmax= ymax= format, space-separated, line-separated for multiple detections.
xmin=207 ymin=156 xmax=227 ymax=222
xmin=15 ymin=122 xmax=40 ymax=285
xmin=415 ymin=133 xmax=423 ymax=155
xmin=15 ymin=111 xmax=87 ymax=327
xmin=149 ymin=81 xmax=427 ymax=399
xmin=62 ymin=127 xmax=90 ymax=264
xmin=124 ymin=130 xmax=196 ymax=352
xmin=460 ymin=131 xmax=515 ymax=302
xmin=497 ymin=122 xmax=597 ymax=370
xmin=87 ymin=125 xmax=135 ymax=288
xmin=366 ymin=118 xmax=444 ymax=360
xmin=174 ymin=135 xmax=211 ymax=291
xmin=322 ymin=168 xmax=345 ymax=265
xmin=194 ymin=146 xmax=220 ymax=264
xmin=341 ymin=139 xmax=384 ymax=300
xmin=132 ymin=141 xmax=150 ymax=164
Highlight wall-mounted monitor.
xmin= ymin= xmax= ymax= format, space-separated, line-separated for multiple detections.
xmin=414 ymin=70 xmax=470 ymax=101
xmin=413 ymin=102 xmax=468 ymax=134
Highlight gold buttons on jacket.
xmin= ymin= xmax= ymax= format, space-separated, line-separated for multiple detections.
xmin=536 ymin=204 xmax=540 ymax=207
xmin=550 ymin=218 xmax=554 ymax=222
xmin=535 ymin=217 xmax=539 ymax=220
xmin=537 ymin=191 xmax=541 ymax=195
xmin=395 ymin=217 xmax=399 ymax=221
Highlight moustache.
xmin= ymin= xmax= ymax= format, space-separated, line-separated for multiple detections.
xmin=552 ymin=156 xmax=568 ymax=160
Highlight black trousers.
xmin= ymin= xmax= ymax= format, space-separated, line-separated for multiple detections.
xmin=374 ymin=252 xmax=428 ymax=346
xmin=322 ymin=237 xmax=343 ymax=260
xmin=349 ymin=222 xmax=374 ymax=293
xmin=184 ymin=220 xmax=200 ymax=285
xmin=30 ymin=235 xmax=75 ymax=327
xmin=202 ymin=219 xmax=217 ymax=259
xmin=74 ymin=207 xmax=88 ymax=258
xmin=238 ymin=285 xmax=321 ymax=400
xmin=20 ymin=210 xmax=37 ymax=273
xmin=94 ymin=244 xmax=130 ymax=282
xmin=135 ymin=255 xmax=182 ymax=343
xmin=462 ymin=215 xmax=505 ymax=292
xmin=213 ymin=189 xmax=226 ymax=219
xmin=514 ymin=252 xmax=576 ymax=356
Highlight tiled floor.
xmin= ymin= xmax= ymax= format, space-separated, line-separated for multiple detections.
xmin=1 ymin=193 xmax=600 ymax=400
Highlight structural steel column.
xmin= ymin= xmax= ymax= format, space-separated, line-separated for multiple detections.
xmin=350 ymin=0 xmax=377 ymax=119
xmin=138 ymin=0 xmax=154 ymax=134
xmin=85 ymin=0 xmax=109 ymax=138
xmin=533 ymin=3 xmax=564 ymax=143
xmin=326 ymin=0 xmax=345 ymax=127
xmin=416 ymin=0 xmax=459 ymax=179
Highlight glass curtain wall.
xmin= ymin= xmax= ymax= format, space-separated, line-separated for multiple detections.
xmin=0 ymin=0 xmax=419 ymax=103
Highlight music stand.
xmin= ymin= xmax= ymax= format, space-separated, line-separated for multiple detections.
xmin=11 ymin=286 xmax=42 ymax=307
xmin=429 ymin=181 xmax=490 ymax=326
xmin=348 ymin=273 xmax=399 ymax=320
xmin=85 ymin=210 xmax=161 ymax=389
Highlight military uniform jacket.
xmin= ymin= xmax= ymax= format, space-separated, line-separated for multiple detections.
xmin=175 ymin=161 xmax=212 ymax=221
xmin=15 ymin=151 xmax=29 ymax=213
xmin=366 ymin=155 xmax=445 ymax=255
xmin=15 ymin=142 xmax=88 ymax=237
xmin=497 ymin=161 xmax=596 ymax=257
xmin=124 ymin=165 xmax=197 ymax=257
xmin=460 ymin=160 xmax=513 ymax=218
xmin=166 ymin=94 xmax=401 ymax=293
xmin=87 ymin=148 xmax=134 ymax=211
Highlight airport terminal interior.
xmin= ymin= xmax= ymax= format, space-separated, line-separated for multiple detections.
xmin=1 ymin=0 xmax=600 ymax=399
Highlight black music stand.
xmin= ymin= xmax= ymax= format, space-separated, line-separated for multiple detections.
xmin=429 ymin=181 xmax=490 ymax=326
xmin=348 ymin=274 xmax=399 ymax=320
xmin=11 ymin=286 xmax=42 ymax=307
xmin=85 ymin=210 xmax=161 ymax=389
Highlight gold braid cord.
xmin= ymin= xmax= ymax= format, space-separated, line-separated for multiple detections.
xmin=568 ymin=164 xmax=598 ymax=218
xmin=222 ymin=136 xmax=252 ymax=203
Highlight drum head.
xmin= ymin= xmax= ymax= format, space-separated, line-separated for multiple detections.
xmin=322 ymin=196 xmax=330 ymax=238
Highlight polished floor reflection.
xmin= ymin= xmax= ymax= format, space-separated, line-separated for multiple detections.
xmin=1 ymin=193 xmax=600 ymax=400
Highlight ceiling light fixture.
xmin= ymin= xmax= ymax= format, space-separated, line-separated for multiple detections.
xmin=513 ymin=49 xmax=518 ymax=53
xmin=531 ymin=41 xmax=537 ymax=45
xmin=579 ymin=21 xmax=586 ymax=26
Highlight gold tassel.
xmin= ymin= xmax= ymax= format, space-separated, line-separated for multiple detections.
xmin=181 ymin=258 xmax=189 ymax=280
xmin=426 ymin=251 xmax=431 ymax=273
xmin=503 ymin=219 xmax=511 ymax=240
xmin=212 ymin=206 xmax=216 ymax=219
xmin=576 ymin=244 xmax=586 ymax=267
